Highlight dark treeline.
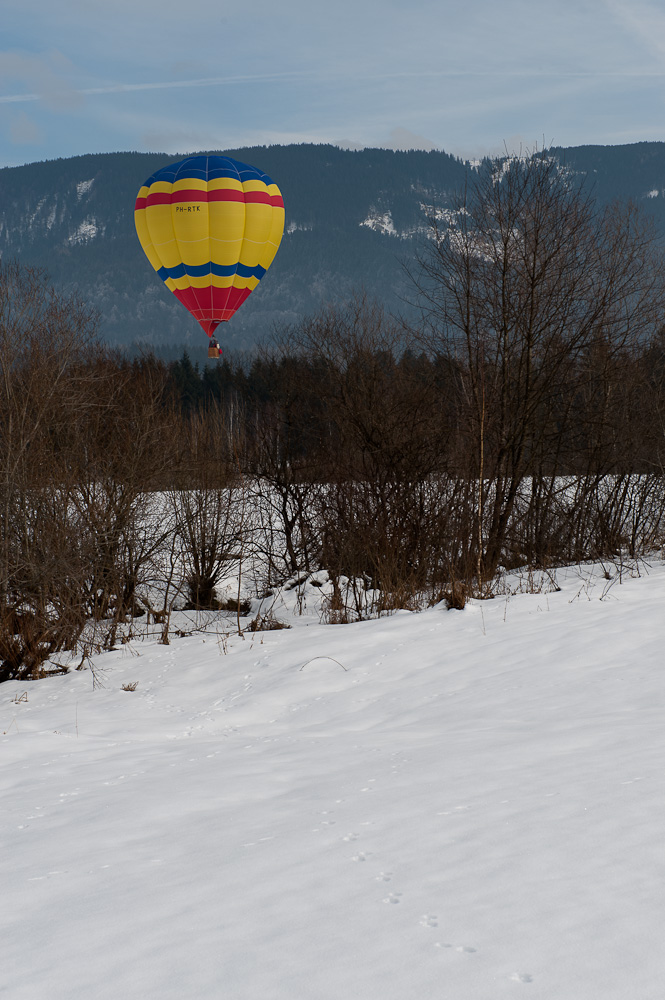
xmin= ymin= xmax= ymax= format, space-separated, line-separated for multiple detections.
xmin=3 ymin=152 xmax=665 ymax=682
xmin=166 ymin=333 xmax=665 ymax=481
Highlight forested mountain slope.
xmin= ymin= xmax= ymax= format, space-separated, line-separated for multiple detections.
xmin=2 ymin=142 xmax=665 ymax=349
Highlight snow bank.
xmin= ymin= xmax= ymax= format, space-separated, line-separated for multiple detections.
xmin=2 ymin=560 xmax=665 ymax=999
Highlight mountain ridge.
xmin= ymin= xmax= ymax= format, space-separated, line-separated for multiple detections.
xmin=2 ymin=142 xmax=665 ymax=349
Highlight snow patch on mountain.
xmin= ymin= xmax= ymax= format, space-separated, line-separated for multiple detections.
xmin=361 ymin=209 xmax=397 ymax=236
xmin=359 ymin=210 xmax=426 ymax=239
xmin=76 ymin=179 xmax=94 ymax=200
xmin=27 ymin=197 xmax=48 ymax=229
xmin=68 ymin=218 xmax=102 ymax=244
xmin=46 ymin=200 xmax=58 ymax=230
xmin=286 ymin=220 xmax=313 ymax=233
xmin=420 ymin=203 xmax=459 ymax=224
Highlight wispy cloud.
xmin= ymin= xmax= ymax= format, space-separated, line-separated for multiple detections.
xmin=0 ymin=50 xmax=82 ymax=110
xmin=603 ymin=0 xmax=665 ymax=61
xmin=5 ymin=60 xmax=665 ymax=109
xmin=0 ymin=68 xmax=340 ymax=106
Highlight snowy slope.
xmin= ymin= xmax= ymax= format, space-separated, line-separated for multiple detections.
xmin=2 ymin=561 xmax=665 ymax=999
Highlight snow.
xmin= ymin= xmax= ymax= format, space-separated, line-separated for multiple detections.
xmin=360 ymin=209 xmax=426 ymax=240
xmin=360 ymin=210 xmax=397 ymax=236
xmin=67 ymin=217 xmax=100 ymax=244
xmin=46 ymin=200 xmax=58 ymax=231
xmin=3 ymin=559 xmax=665 ymax=999
xmin=76 ymin=179 xmax=95 ymax=200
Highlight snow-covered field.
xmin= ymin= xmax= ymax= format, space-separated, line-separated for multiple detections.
xmin=2 ymin=560 xmax=665 ymax=999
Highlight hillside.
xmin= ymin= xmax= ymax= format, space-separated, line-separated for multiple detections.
xmin=2 ymin=142 xmax=665 ymax=350
xmin=2 ymin=559 xmax=665 ymax=999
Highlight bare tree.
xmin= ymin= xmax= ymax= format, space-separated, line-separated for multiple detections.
xmin=276 ymin=296 xmax=462 ymax=613
xmin=165 ymin=403 xmax=247 ymax=611
xmin=67 ymin=355 xmax=179 ymax=645
xmin=245 ymin=351 xmax=325 ymax=586
xmin=0 ymin=260 xmax=103 ymax=679
xmin=413 ymin=151 xmax=665 ymax=579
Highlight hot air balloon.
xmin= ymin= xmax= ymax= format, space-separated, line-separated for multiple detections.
xmin=134 ymin=155 xmax=284 ymax=357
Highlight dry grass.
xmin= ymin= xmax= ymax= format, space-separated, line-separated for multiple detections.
xmin=248 ymin=613 xmax=291 ymax=632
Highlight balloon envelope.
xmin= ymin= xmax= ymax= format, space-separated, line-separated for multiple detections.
xmin=134 ymin=155 xmax=284 ymax=337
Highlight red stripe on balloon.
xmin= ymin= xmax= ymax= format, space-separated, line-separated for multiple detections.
xmin=141 ymin=189 xmax=283 ymax=208
xmin=242 ymin=192 xmax=284 ymax=207
xmin=242 ymin=192 xmax=270 ymax=205
xmin=208 ymin=189 xmax=248 ymax=203
xmin=170 ymin=189 xmax=209 ymax=203
xmin=143 ymin=193 xmax=170 ymax=206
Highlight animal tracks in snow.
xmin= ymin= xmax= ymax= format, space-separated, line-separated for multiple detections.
xmin=332 ymin=807 xmax=486 ymax=960
xmin=436 ymin=804 xmax=470 ymax=816
xmin=434 ymin=942 xmax=478 ymax=954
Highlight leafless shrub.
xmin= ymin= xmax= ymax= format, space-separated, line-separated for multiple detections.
xmin=0 ymin=260 xmax=104 ymax=680
xmin=320 ymin=581 xmax=352 ymax=625
xmin=239 ymin=351 xmax=325 ymax=591
xmin=443 ymin=582 xmax=467 ymax=610
xmin=276 ymin=296 xmax=470 ymax=615
xmin=218 ymin=596 xmax=252 ymax=615
xmin=247 ymin=613 xmax=291 ymax=632
xmin=65 ymin=358 xmax=179 ymax=648
xmin=171 ymin=481 xmax=245 ymax=610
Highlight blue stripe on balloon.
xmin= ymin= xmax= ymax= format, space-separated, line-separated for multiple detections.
xmin=146 ymin=155 xmax=274 ymax=189
xmin=158 ymin=262 xmax=267 ymax=281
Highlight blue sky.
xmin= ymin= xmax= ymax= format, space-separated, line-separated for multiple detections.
xmin=2 ymin=0 xmax=665 ymax=168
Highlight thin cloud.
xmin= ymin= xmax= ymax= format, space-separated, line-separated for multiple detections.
xmin=0 ymin=50 xmax=81 ymax=110
xmin=603 ymin=0 xmax=665 ymax=61
xmin=0 ymin=69 xmax=319 ymax=105
xmin=5 ymin=61 xmax=665 ymax=108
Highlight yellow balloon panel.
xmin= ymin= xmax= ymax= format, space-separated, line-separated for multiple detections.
xmin=240 ymin=203 xmax=274 ymax=267
xmin=144 ymin=203 xmax=179 ymax=269
xmin=209 ymin=200 xmax=245 ymax=266
xmin=172 ymin=202 xmax=210 ymax=268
